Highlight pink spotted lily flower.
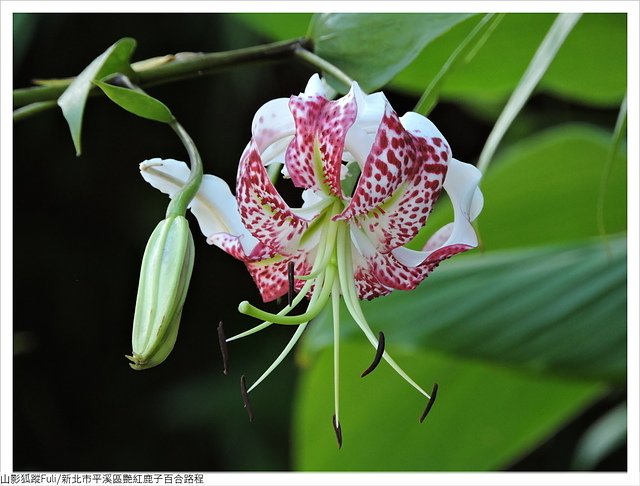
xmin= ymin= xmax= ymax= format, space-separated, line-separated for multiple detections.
xmin=140 ymin=74 xmax=483 ymax=446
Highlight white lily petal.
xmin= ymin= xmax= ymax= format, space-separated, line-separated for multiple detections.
xmin=399 ymin=111 xmax=448 ymax=143
xmin=470 ymin=186 xmax=484 ymax=221
xmin=419 ymin=158 xmax=481 ymax=258
xmin=344 ymin=90 xmax=386 ymax=167
xmin=251 ymin=97 xmax=295 ymax=155
xmin=304 ymin=73 xmax=327 ymax=97
xmin=292 ymin=189 xmax=334 ymax=220
xmin=140 ymin=158 xmax=259 ymax=254
xmin=389 ymin=158 xmax=482 ymax=267
xmin=261 ymin=136 xmax=293 ymax=166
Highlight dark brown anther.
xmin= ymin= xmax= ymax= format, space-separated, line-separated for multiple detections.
xmin=217 ymin=321 xmax=229 ymax=375
xmin=332 ymin=414 xmax=343 ymax=449
xmin=287 ymin=261 xmax=295 ymax=307
xmin=361 ymin=331 xmax=385 ymax=377
xmin=240 ymin=375 xmax=254 ymax=422
xmin=419 ymin=383 xmax=439 ymax=423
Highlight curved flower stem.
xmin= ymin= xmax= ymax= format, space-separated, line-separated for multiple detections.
xmin=238 ymin=263 xmax=336 ymax=325
xmin=166 ymin=120 xmax=203 ymax=217
xmin=336 ymin=225 xmax=432 ymax=400
xmin=226 ymin=279 xmax=315 ymax=342
xmin=294 ymin=47 xmax=354 ymax=91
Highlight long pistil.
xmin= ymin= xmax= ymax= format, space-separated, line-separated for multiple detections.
xmin=331 ymin=276 xmax=342 ymax=447
xmin=336 ymin=225 xmax=435 ymax=413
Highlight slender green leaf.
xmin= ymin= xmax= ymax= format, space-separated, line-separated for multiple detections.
xmin=477 ymin=13 xmax=581 ymax=173
xmin=293 ymin=343 xmax=602 ymax=470
xmin=94 ymin=80 xmax=174 ymax=123
xmin=57 ymin=38 xmax=137 ymax=155
xmin=414 ymin=13 xmax=504 ymax=116
xmin=309 ymin=13 xmax=474 ymax=93
xmin=392 ymin=14 xmax=626 ymax=108
xmin=301 ymin=237 xmax=626 ymax=383
xmin=598 ymin=94 xmax=628 ymax=241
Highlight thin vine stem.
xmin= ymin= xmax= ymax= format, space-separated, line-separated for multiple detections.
xmin=294 ymin=47 xmax=354 ymax=90
xmin=13 ymin=37 xmax=311 ymax=110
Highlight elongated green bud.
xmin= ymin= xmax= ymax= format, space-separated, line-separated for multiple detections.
xmin=126 ymin=215 xmax=195 ymax=370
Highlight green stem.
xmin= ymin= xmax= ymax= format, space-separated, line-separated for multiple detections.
xmin=14 ymin=38 xmax=310 ymax=109
xmin=294 ymin=47 xmax=353 ymax=91
xmin=12 ymin=100 xmax=58 ymax=121
xmin=166 ymin=120 xmax=203 ymax=217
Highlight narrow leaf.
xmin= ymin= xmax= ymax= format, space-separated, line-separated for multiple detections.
xmin=94 ymin=80 xmax=174 ymax=123
xmin=477 ymin=13 xmax=581 ymax=173
xmin=414 ymin=13 xmax=504 ymax=116
xmin=57 ymin=38 xmax=137 ymax=155
xmin=597 ymin=94 xmax=627 ymax=241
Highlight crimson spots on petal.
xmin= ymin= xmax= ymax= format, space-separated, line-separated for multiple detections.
xmin=237 ymin=141 xmax=309 ymax=255
xmin=285 ymin=91 xmax=357 ymax=197
xmin=246 ymin=251 xmax=314 ymax=303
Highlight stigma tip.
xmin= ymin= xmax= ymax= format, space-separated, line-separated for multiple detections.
xmin=361 ymin=331 xmax=385 ymax=377
xmin=332 ymin=414 xmax=343 ymax=449
xmin=419 ymin=383 xmax=439 ymax=423
xmin=240 ymin=375 xmax=254 ymax=422
xmin=217 ymin=321 xmax=229 ymax=375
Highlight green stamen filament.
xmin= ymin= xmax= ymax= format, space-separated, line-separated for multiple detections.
xmin=226 ymin=279 xmax=315 ymax=342
xmin=336 ymin=224 xmax=432 ymax=400
xmin=238 ymin=263 xmax=336 ymax=325
xmin=244 ymin=272 xmax=326 ymax=394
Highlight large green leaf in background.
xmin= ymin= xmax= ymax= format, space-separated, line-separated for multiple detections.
xmin=293 ymin=343 xmax=602 ymax=470
xmin=392 ymin=13 xmax=626 ymax=107
xmin=294 ymin=121 xmax=626 ymax=469
xmin=232 ymin=13 xmax=473 ymax=93
xmin=308 ymin=13 xmax=474 ymax=92
xmin=233 ymin=13 xmax=625 ymax=107
xmin=302 ymin=237 xmax=626 ymax=383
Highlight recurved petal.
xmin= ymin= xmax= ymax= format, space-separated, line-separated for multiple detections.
xmin=236 ymin=141 xmax=309 ymax=256
xmin=350 ymin=247 xmax=393 ymax=300
xmin=335 ymin=109 xmax=449 ymax=253
xmin=208 ymin=232 xmax=314 ymax=302
xmin=140 ymin=158 xmax=258 ymax=254
xmin=285 ymin=87 xmax=357 ymax=197
xmin=207 ymin=232 xmax=275 ymax=263
xmin=251 ymin=97 xmax=295 ymax=156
